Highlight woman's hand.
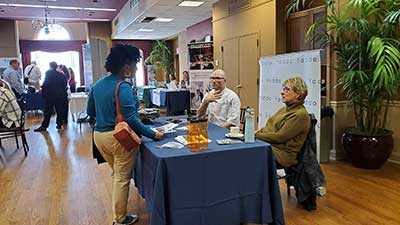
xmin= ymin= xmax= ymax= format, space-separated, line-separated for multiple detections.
xmin=154 ymin=131 xmax=164 ymax=140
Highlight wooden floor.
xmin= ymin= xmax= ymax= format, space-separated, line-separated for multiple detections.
xmin=1 ymin=115 xmax=399 ymax=225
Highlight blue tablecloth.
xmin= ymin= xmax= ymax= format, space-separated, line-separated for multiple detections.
xmin=24 ymin=92 xmax=45 ymax=111
xmin=134 ymin=118 xmax=285 ymax=225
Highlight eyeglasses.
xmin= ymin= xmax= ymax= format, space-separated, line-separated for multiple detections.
xmin=282 ymin=86 xmax=293 ymax=92
xmin=209 ymin=77 xmax=224 ymax=80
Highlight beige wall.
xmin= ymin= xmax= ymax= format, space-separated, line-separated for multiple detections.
xmin=17 ymin=21 xmax=87 ymax=40
xmin=0 ymin=19 xmax=19 ymax=57
xmin=177 ymin=31 xmax=189 ymax=81
xmin=213 ymin=0 xmax=276 ymax=75
xmin=87 ymin=22 xmax=112 ymax=51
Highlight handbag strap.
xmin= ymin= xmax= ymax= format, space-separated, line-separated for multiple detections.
xmin=26 ymin=65 xmax=35 ymax=77
xmin=115 ymin=81 xmax=126 ymax=123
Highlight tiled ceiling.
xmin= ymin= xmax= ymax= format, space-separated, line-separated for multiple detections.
xmin=113 ymin=0 xmax=218 ymax=40
xmin=0 ymin=0 xmax=128 ymax=22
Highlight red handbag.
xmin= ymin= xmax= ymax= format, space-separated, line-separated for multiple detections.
xmin=113 ymin=82 xmax=142 ymax=151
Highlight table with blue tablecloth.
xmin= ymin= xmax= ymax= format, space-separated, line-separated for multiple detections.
xmin=137 ymin=86 xmax=155 ymax=108
xmin=150 ymin=89 xmax=191 ymax=115
xmin=24 ymin=92 xmax=45 ymax=111
xmin=134 ymin=118 xmax=285 ymax=225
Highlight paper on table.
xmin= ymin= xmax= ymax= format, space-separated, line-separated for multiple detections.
xmin=152 ymin=123 xmax=179 ymax=133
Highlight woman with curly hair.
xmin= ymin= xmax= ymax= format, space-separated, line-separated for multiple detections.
xmin=87 ymin=44 xmax=164 ymax=225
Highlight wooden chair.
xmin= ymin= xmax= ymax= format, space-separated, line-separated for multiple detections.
xmin=0 ymin=102 xmax=30 ymax=156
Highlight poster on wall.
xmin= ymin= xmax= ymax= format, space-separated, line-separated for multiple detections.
xmin=258 ymin=50 xmax=321 ymax=159
xmin=188 ymin=42 xmax=214 ymax=70
xmin=188 ymin=42 xmax=214 ymax=110
xmin=189 ymin=70 xmax=211 ymax=109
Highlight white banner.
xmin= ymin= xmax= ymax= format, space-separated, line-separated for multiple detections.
xmin=189 ymin=70 xmax=212 ymax=110
xmin=258 ymin=50 xmax=321 ymax=160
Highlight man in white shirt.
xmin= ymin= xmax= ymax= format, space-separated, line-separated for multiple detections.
xmin=197 ymin=69 xmax=241 ymax=128
xmin=24 ymin=61 xmax=42 ymax=90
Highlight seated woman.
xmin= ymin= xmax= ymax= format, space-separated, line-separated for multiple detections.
xmin=166 ymin=74 xmax=178 ymax=90
xmin=256 ymin=77 xmax=310 ymax=168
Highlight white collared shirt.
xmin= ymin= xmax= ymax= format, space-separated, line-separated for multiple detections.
xmin=204 ymin=87 xmax=241 ymax=127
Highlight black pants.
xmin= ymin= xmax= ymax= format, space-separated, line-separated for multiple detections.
xmin=62 ymin=96 xmax=69 ymax=123
xmin=41 ymin=97 xmax=65 ymax=128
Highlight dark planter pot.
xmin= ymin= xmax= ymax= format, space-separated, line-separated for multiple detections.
xmin=342 ymin=128 xmax=394 ymax=169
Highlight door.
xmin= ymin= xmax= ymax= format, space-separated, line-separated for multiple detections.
xmin=239 ymin=33 xmax=259 ymax=127
xmin=221 ymin=38 xmax=239 ymax=94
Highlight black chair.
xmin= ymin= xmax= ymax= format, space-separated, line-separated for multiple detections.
xmin=278 ymin=114 xmax=324 ymax=211
xmin=277 ymin=114 xmax=315 ymax=196
xmin=76 ymin=86 xmax=86 ymax=93
xmin=240 ymin=107 xmax=247 ymax=132
xmin=0 ymin=104 xmax=30 ymax=156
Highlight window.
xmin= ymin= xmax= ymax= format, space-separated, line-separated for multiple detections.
xmin=30 ymin=51 xmax=80 ymax=87
xmin=136 ymin=50 xmax=145 ymax=86
xmin=37 ymin=24 xmax=71 ymax=40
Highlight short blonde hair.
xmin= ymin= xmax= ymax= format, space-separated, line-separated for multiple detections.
xmin=283 ymin=77 xmax=308 ymax=100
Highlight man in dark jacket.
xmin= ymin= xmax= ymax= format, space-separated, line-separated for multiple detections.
xmin=34 ymin=62 xmax=68 ymax=132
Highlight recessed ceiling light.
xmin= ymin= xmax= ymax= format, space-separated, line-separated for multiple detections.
xmin=48 ymin=6 xmax=82 ymax=10
xmin=138 ymin=28 xmax=153 ymax=32
xmin=178 ymin=1 xmax=205 ymax=7
xmin=154 ymin=17 xmax=174 ymax=22
xmin=8 ymin=4 xmax=46 ymax=8
xmin=83 ymin=7 xmax=117 ymax=12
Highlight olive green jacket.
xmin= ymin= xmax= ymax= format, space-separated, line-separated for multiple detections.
xmin=256 ymin=101 xmax=310 ymax=167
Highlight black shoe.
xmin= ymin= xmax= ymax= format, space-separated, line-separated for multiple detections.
xmin=34 ymin=127 xmax=47 ymax=132
xmin=112 ymin=215 xmax=138 ymax=225
xmin=56 ymin=125 xmax=62 ymax=129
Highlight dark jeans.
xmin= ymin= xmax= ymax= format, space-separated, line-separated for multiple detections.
xmin=41 ymin=97 xmax=65 ymax=128
xmin=70 ymin=84 xmax=76 ymax=93
xmin=62 ymin=96 xmax=69 ymax=123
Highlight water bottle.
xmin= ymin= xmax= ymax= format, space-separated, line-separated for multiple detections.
xmin=244 ymin=108 xmax=255 ymax=143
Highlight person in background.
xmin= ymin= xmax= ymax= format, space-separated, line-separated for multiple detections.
xmin=255 ymin=77 xmax=310 ymax=168
xmin=59 ymin=65 xmax=70 ymax=124
xmin=68 ymin=67 xmax=77 ymax=93
xmin=0 ymin=84 xmax=21 ymax=128
xmin=2 ymin=59 xmax=23 ymax=97
xmin=34 ymin=62 xmax=68 ymax=132
xmin=24 ymin=61 xmax=41 ymax=90
xmin=197 ymin=69 xmax=241 ymax=128
xmin=180 ymin=71 xmax=190 ymax=89
xmin=147 ymin=73 xmax=158 ymax=87
xmin=166 ymin=74 xmax=178 ymax=90
xmin=87 ymin=44 xmax=163 ymax=225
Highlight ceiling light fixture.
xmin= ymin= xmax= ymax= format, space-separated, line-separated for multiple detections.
xmin=178 ymin=1 xmax=205 ymax=7
xmin=138 ymin=28 xmax=153 ymax=32
xmin=32 ymin=2 xmax=55 ymax=34
xmin=48 ymin=6 xmax=82 ymax=10
xmin=83 ymin=7 xmax=117 ymax=12
xmin=0 ymin=3 xmax=7 ymax=6
xmin=154 ymin=17 xmax=174 ymax=22
xmin=8 ymin=3 xmax=46 ymax=8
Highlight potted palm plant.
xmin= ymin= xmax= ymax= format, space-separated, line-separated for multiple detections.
xmin=307 ymin=0 xmax=400 ymax=169
xmin=145 ymin=40 xmax=175 ymax=82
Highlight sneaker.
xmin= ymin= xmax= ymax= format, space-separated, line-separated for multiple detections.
xmin=34 ymin=127 xmax=47 ymax=132
xmin=112 ymin=215 xmax=138 ymax=225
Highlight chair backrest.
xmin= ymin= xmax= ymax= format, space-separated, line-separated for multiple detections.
xmin=240 ymin=107 xmax=247 ymax=131
xmin=76 ymin=86 xmax=86 ymax=93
